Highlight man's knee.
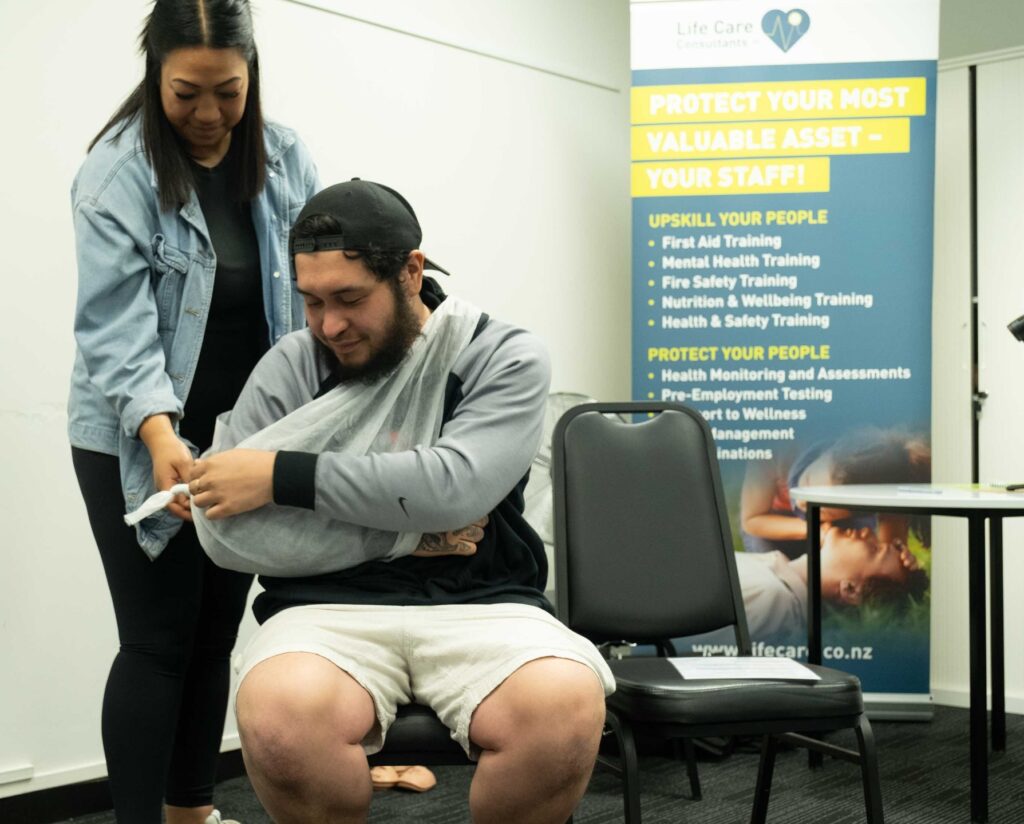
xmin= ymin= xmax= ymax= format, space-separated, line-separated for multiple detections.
xmin=473 ymin=657 xmax=607 ymax=756
xmin=539 ymin=665 xmax=607 ymax=759
xmin=237 ymin=653 xmax=375 ymax=786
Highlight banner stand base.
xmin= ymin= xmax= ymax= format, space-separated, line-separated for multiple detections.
xmin=864 ymin=693 xmax=933 ymax=721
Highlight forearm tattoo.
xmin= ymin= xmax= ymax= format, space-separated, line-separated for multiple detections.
xmin=416 ymin=532 xmax=448 ymax=553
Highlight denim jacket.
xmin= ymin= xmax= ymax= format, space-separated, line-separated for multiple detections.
xmin=68 ymin=118 xmax=320 ymax=559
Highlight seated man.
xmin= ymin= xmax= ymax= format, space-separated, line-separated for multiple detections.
xmin=185 ymin=179 xmax=615 ymax=824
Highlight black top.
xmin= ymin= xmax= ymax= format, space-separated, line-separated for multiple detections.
xmin=252 ymin=468 xmax=547 ymax=624
xmin=180 ymin=157 xmax=269 ymax=452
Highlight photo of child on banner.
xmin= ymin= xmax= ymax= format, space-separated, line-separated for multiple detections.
xmin=737 ymin=428 xmax=932 ymax=641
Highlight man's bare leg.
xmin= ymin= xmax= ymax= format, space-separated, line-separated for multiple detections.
xmin=236 ymin=653 xmax=377 ymax=824
xmin=468 ymin=657 xmax=606 ymax=824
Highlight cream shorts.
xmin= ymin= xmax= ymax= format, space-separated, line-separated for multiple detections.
xmin=237 ymin=602 xmax=615 ymax=758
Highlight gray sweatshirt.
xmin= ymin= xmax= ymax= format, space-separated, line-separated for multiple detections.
xmin=220 ymin=301 xmax=554 ymax=622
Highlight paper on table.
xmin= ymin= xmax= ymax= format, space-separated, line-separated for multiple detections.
xmin=669 ymin=657 xmax=820 ymax=681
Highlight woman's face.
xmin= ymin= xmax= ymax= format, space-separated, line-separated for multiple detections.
xmin=159 ymin=46 xmax=249 ymax=161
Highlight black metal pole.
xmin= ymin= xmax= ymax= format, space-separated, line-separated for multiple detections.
xmin=968 ymin=514 xmax=988 ymax=823
xmin=806 ymin=504 xmax=824 ymax=770
xmin=969 ymin=65 xmax=982 ymax=483
xmin=990 ymin=516 xmax=1005 ymax=751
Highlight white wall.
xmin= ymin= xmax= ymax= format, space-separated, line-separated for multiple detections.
xmin=0 ymin=0 xmax=630 ymax=797
xmin=929 ymin=65 xmax=975 ymax=708
xmin=939 ymin=0 xmax=1024 ymax=61
xmin=974 ymin=57 xmax=1024 ymax=708
xmin=930 ymin=56 xmax=1024 ymax=713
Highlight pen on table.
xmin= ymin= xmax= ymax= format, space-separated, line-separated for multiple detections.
xmin=896 ymin=486 xmax=943 ymax=494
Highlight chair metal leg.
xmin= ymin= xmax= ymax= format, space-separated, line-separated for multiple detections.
xmin=606 ymin=711 xmax=642 ymax=824
xmin=669 ymin=737 xmax=702 ymax=800
xmin=683 ymin=738 xmax=702 ymax=800
xmin=855 ymin=714 xmax=885 ymax=824
xmin=750 ymin=734 xmax=778 ymax=824
xmin=807 ymin=733 xmax=825 ymax=769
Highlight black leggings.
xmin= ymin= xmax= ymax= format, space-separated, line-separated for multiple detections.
xmin=72 ymin=448 xmax=253 ymax=823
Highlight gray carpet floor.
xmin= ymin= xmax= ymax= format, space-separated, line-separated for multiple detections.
xmin=61 ymin=705 xmax=1024 ymax=823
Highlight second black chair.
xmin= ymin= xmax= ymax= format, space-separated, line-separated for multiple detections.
xmin=552 ymin=402 xmax=884 ymax=824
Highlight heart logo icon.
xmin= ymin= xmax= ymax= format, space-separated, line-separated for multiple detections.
xmin=762 ymin=9 xmax=810 ymax=52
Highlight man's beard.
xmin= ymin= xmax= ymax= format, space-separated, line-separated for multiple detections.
xmin=315 ymin=282 xmax=423 ymax=385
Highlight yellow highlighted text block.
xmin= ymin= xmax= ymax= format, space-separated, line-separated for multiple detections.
xmin=632 ymin=158 xmax=830 ymax=197
xmin=632 ymin=78 xmax=926 ymax=124
xmin=632 ymin=117 xmax=910 ymax=161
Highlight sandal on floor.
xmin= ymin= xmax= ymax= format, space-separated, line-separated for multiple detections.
xmin=393 ymin=765 xmax=437 ymax=792
xmin=370 ymin=765 xmax=400 ymax=790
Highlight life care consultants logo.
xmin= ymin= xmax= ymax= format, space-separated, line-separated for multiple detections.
xmin=668 ymin=7 xmax=811 ymax=54
xmin=761 ymin=9 xmax=811 ymax=52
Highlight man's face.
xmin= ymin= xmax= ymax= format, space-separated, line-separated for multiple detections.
xmin=295 ymin=250 xmax=423 ymax=383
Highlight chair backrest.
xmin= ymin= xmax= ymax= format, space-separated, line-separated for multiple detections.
xmin=523 ymin=393 xmax=598 ymax=596
xmin=552 ymin=402 xmax=751 ymax=651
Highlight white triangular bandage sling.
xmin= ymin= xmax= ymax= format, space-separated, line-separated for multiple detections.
xmin=189 ymin=297 xmax=481 ymax=576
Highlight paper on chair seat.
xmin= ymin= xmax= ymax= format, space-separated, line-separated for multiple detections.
xmin=669 ymin=657 xmax=820 ymax=680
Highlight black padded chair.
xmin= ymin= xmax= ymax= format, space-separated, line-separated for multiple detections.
xmin=366 ymin=704 xmax=470 ymax=768
xmin=552 ymin=402 xmax=884 ymax=824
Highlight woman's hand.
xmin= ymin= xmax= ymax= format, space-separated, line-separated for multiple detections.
xmin=139 ymin=414 xmax=194 ymax=521
xmin=413 ymin=515 xmax=490 ymax=557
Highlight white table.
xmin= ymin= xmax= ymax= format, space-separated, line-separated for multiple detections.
xmin=789 ymin=484 xmax=1024 ymax=823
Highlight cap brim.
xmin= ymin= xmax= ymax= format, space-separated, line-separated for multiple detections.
xmin=424 ymin=257 xmax=451 ymax=277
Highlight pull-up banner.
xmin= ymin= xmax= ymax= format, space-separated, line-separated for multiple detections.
xmin=630 ymin=0 xmax=939 ymax=713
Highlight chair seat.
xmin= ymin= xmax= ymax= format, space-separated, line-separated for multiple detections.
xmin=607 ymin=657 xmax=863 ymax=726
xmin=367 ymin=703 xmax=471 ymax=766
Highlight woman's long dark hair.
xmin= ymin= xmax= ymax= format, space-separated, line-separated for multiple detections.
xmin=89 ymin=0 xmax=266 ymax=209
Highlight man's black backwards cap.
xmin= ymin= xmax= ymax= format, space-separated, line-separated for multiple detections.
xmin=289 ymin=179 xmax=450 ymax=276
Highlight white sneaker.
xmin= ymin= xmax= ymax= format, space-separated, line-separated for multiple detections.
xmin=205 ymin=811 xmax=240 ymax=824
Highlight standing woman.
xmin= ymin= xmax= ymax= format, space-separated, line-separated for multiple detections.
xmin=68 ymin=2 xmax=318 ymax=822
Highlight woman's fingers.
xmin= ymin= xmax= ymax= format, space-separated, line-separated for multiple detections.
xmin=166 ymin=494 xmax=193 ymax=522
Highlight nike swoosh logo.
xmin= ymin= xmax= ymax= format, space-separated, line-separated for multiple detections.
xmin=398 ymin=496 xmax=410 ymax=517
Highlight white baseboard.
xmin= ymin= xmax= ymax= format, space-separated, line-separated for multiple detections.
xmin=931 ymin=687 xmax=1024 ymax=715
xmin=0 ymin=734 xmax=242 ymax=801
